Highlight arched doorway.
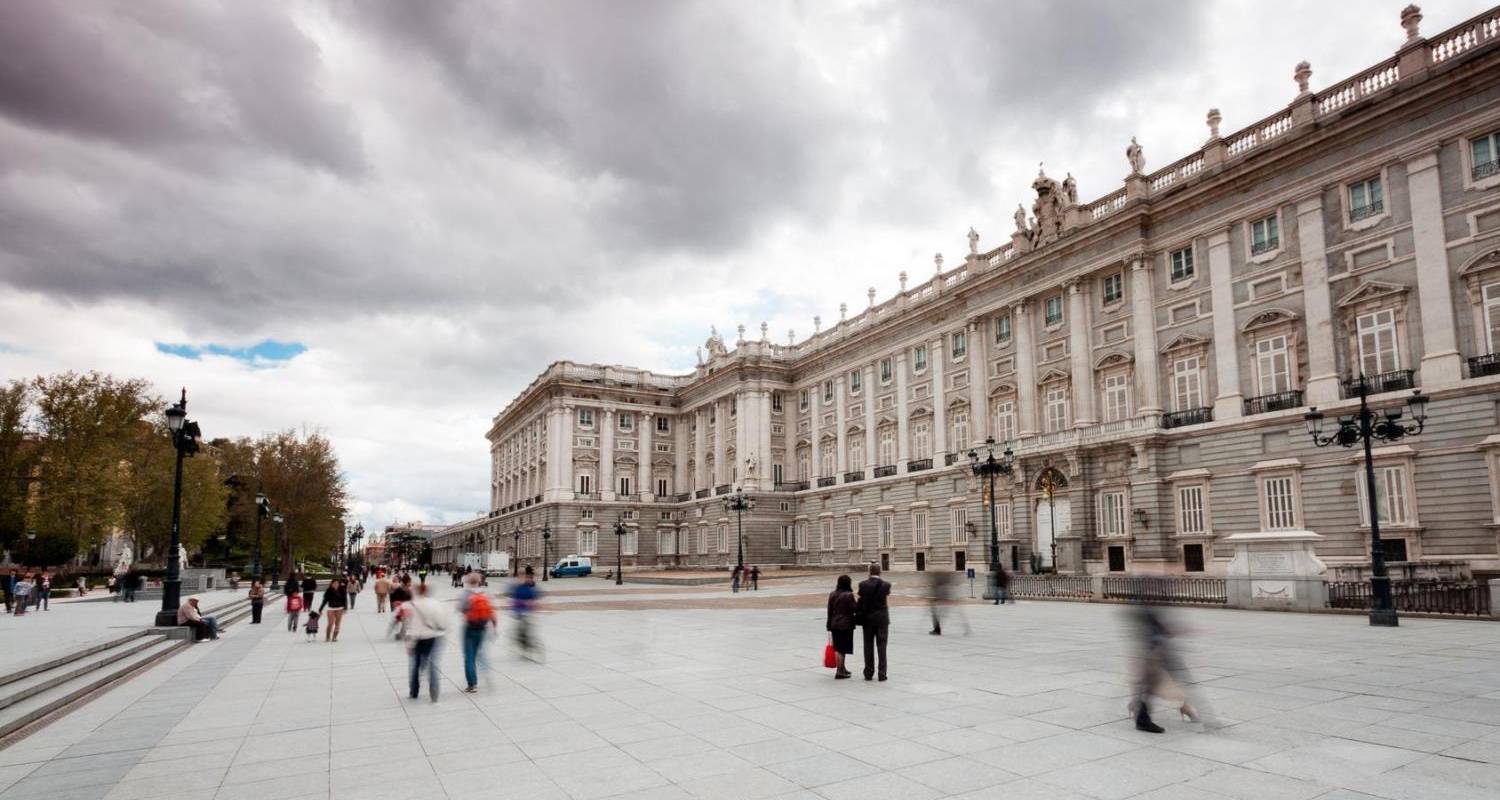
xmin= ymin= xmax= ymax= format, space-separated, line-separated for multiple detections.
xmin=1034 ymin=467 xmax=1070 ymax=569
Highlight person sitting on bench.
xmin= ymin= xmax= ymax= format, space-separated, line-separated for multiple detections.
xmin=176 ymin=597 xmax=221 ymax=641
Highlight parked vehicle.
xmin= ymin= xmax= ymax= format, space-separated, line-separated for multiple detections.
xmin=550 ymin=555 xmax=592 ymax=578
xmin=483 ymin=551 xmax=511 ymax=577
xmin=461 ymin=552 xmax=482 ymax=572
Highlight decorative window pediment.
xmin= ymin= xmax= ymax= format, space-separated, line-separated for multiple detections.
xmin=909 ymin=404 xmax=934 ymax=419
xmin=1093 ymin=352 xmax=1134 ymax=371
xmin=1160 ymin=332 xmax=1210 ymax=354
xmin=1458 ymin=248 xmax=1500 ymax=279
xmin=1240 ymin=307 xmax=1300 ymax=334
xmin=989 ymin=381 xmax=1017 ymax=397
xmin=1336 ymin=280 xmax=1408 ymax=307
xmin=946 ymin=397 xmax=969 ymax=411
xmin=1037 ymin=367 xmax=1070 ymax=385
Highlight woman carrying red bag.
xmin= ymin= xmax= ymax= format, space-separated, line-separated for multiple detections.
xmin=825 ymin=574 xmax=857 ymax=679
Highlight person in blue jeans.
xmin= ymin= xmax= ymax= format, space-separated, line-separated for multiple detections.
xmin=459 ymin=573 xmax=496 ymax=693
xmin=394 ymin=583 xmax=447 ymax=701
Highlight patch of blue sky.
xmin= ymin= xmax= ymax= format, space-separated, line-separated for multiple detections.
xmin=155 ymin=339 xmax=307 ymax=364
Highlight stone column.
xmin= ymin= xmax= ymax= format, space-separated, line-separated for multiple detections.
xmin=1067 ymin=281 xmax=1096 ymax=427
xmin=1208 ymin=230 xmax=1243 ymax=418
xmin=1406 ymin=150 xmax=1463 ymax=385
xmin=734 ymin=392 xmax=748 ymax=487
xmin=639 ymin=411 xmax=653 ymax=499
xmin=712 ymin=399 xmax=726 ymax=487
xmin=1014 ymin=301 xmax=1038 ymax=437
xmin=809 ymin=386 xmax=822 ymax=481
xmin=1129 ymin=256 xmax=1163 ymax=416
xmin=673 ymin=413 xmax=688 ymax=497
xmin=693 ymin=408 xmax=707 ymax=491
xmin=600 ymin=408 xmax=616 ymax=500
xmin=835 ymin=378 xmax=848 ymax=476
xmin=1296 ymin=196 xmax=1341 ymax=405
xmin=932 ymin=335 xmax=948 ymax=460
xmin=895 ymin=351 xmax=911 ymax=465
xmin=759 ymin=390 xmax=773 ymax=487
xmin=560 ymin=405 xmax=575 ymax=497
xmin=863 ymin=364 xmax=877 ymax=470
xmin=966 ymin=318 xmax=988 ymax=445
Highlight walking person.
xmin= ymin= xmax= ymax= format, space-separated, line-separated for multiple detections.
xmin=3 ymin=569 xmax=14 ymax=613
xmin=248 ymin=580 xmax=266 ymax=624
xmin=12 ymin=573 xmax=32 ymax=616
xmin=751 ymin=565 xmax=760 ymax=591
xmin=731 ymin=565 xmax=741 ymax=594
xmin=509 ymin=566 xmax=542 ymax=661
xmin=857 ymin=563 xmax=891 ymax=682
xmin=318 ymin=578 xmax=348 ymax=642
xmin=1130 ymin=603 xmax=1201 ymax=733
xmin=123 ymin=571 xmax=138 ymax=603
xmin=928 ymin=569 xmax=970 ymax=636
xmin=459 ymin=572 xmax=496 ymax=693
xmin=286 ymin=587 xmax=304 ymax=632
xmin=374 ymin=572 xmax=391 ymax=613
xmin=37 ymin=571 xmax=51 ymax=610
xmin=389 ymin=575 xmax=412 ymax=614
xmin=300 ymin=574 xmax=316 ymax=614
xmin=395 ymin=583 xmax=447 ymax=702
xmin=826 ymin=575 xmax=857 ymax=679
xmin=346 ymin=574 xmax=361 ymax=610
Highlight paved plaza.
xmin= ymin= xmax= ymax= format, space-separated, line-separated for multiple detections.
xmin=1 ymin=577 xmax=1498 ymax=800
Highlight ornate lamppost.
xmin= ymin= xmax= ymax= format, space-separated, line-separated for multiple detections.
xmin=722 ymin=487 xmax=755 ymax=574
xmin=541 ymin=524 xmax=552 ymax=582
xmin=269 ymin=513 xmax=285 ymax=589
xmin=968 ymin=437 xmax=1014 ymax=604
xmin=1304 ymin=383 xmax=1428 ymax=627
xmin=613 ymin=518 xmax=627 ymax=586
xmin=512 ymin=523 xmax=522 ymax=576
xmin=1039 ymin=468 xmax=1060 ymax=573
xmin=155 ymin=389 xmax=201 ymax=627
xmin=252 ymin=492 xmax=270 ymax=582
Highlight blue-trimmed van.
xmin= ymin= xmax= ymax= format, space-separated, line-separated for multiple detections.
xmin=550 ymin=555 xmax=593 ymax=578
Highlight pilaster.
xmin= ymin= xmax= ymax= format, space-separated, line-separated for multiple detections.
xmin=639 ymin=411 xmax=654 ymax=500
xmin=835 ymin=378 xmax=848 ymax=476
xmin=967 ymin=318 xmax=988 ymax=445
xmin=932 ymin=336 xmax=948 ymax=459
xmin=1129 ymin=256 xmax=1162 ymax=415
xmin=810 ymin=386 xmax=822 ymax=481
xmin=1296 ymin=196 xmax=1340 ymax=405
xmin=895 ymin=351 xmax=911 ymax=465
xmin=863 ymin=364 xmax=877 ymax=471
xmin=1208 ymin=231 xmax=1243 ymax=418
xmin=693 ymin=408 xmax=707 ymax=491
xmin=1405 ymin=150 xmax=1463 ymax=385
xmin=600 ymin=408 xmax=617 ymax=500
xmin=1067 ymin=281 xmax=1096 ymax=427
xmin=1014 ymin=301 xmax=1039 ymax=437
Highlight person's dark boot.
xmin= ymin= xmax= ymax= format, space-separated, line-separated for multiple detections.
xmin=1135 ymin=704 xmax=1164 ymax=734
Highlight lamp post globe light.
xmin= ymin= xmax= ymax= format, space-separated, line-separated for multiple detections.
xmin=1304 ymin=382 xmax=1429 ymax=627
xmin=722 ymin=488 xmax=755 ymax=573
xmin=25 ymin=528 xmax=36 ymax=565
xmin=269 ymin=513 xmax=285 ymax=589
xmin=252 ymin=492 xmax=270 ymax=582
xmin=156 ymin=388 xmax=202 ymax=627
xmin=541 ymin=524 xmax=552 ymax=582
xmin=967 ymin=437 xmax=1014 ymax=604
xmin=612 ymin=518 xmax=627 ymax=586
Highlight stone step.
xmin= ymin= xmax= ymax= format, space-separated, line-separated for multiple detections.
xmin=0 ymin=633 xmax=163 ymax=714
xmin=0 ymin=636 xmax=185 ymax=740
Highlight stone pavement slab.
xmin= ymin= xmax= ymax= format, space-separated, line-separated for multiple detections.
xmin=0 ymin=579 xmax=1497 ymax=799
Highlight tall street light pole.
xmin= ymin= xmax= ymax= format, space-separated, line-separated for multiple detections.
xmin=155 ymin=388 xmax=201 ymax=627
xmin=252 ymin=492 xmax=269 ymax=583
xmin=1305 ymin=382 xmax=1428 ymax=627
xmin=613 ymin=518 xmax=627 ymax=586
xmin=512 ymin=524 xmax=521 ymax=576
xmin=722 ymin=488 xmax=755 ymax=574
xmin=270 ymin=513 xmax=285 ymax=589
xmin=541 ymin=524 xmax=551 ymax=582
xmin=968 ymin=437 xmax=1014 ymax=604
xmin=1040 ymin=469 xmax=1059 ymax=573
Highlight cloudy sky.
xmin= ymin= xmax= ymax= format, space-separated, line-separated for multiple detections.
xmin=1 ymin=0 xmax=1490 ymax=536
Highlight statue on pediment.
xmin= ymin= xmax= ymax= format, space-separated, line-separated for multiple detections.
xmin=705 ymin=326 xmax=728 ymax=359
xmin=1126 ymin=136 xmax=1145 ymax=175
xmin=1030 ymin=165 xmax=1067 ymax=246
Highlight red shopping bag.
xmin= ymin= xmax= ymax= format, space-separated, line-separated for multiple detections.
xmin=823 ymin=638 xmax=837 ymax=669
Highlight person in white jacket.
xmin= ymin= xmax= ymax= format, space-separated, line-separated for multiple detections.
xmin=394 ymin=583 xmax=447 ymax=701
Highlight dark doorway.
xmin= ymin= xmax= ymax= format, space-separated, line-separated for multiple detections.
xmin=1384 ymin=538 xmax=1408 ymax=562
xmin=915 ymin=552 xmax=926 ymax=571
xmin=880 ymin=553 xmax=890 ymax=571
xmin=953 ymin=551 xmax=966 ymax=571
xmin=1107 ymin=545 xmax=1126 ymax=572
xmin=1183 ymin=543 xmax=1205 ymax=573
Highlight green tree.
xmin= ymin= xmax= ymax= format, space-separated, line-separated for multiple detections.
xmin=0 ymin=380 xmax=35 ymax=556
xmin=119 ymin=421 xmax=230 ymax=563
xmin=214 ymin=431 xmax=347 ymax=575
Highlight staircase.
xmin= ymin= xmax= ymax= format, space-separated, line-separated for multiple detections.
xmin=0 ymin=594 xmax=259 ymax=741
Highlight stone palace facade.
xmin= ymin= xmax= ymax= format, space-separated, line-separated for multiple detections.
xmin=436 ymin=5 xmax=1500 ymax=580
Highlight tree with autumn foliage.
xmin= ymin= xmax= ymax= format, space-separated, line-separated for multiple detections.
xmin=215 ymin=430 xmax=348 ymax=574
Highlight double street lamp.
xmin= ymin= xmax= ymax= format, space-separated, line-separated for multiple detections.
xmin=512 ymin=524 xmax=522 ymax=575
xmin=252 ymin=492 xmax=270 ymax=582
xmin=155 ymin=389 xmax=201 ymax=627
xmin=269 ymin=512 xmax=285 ymax=589
xmin=541 ymin=524 xmax=552 ymax=582
xmin=968 ymin=437 xmax=1014 ymax=604
xmin=1304 ymin=383 xmax=1429 ymax=627
xmin=722 ymin=488 xmax=755 ymax=573
xmin=612 ymin=518 xmax=627 ymax=586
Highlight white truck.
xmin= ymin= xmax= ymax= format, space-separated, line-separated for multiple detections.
xmin=483 ymin=551 xmax=511 ymax=577
xmin=460 ymin=552 xmax=482 ymax=572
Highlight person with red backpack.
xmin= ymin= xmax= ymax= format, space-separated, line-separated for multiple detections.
xmin=286 ymin=588 xmax=305 ymax=632
xmin=459 ymin=572 xmax=496 ymax=693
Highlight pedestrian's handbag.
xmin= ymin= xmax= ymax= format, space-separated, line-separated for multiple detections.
xmin=288 ymin=595 xmax=303 ymax=613
xmin=822 ymin=636 xmax=837 ymax=669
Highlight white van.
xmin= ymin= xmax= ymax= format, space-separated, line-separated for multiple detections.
xmin=550 ymin=555 xmax=592 ymax=578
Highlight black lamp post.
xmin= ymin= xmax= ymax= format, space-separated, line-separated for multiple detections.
xmin=269 ymin=513 xmax=285 ymax=589
xmin=722 ymin=488 xmax=755 ymax=573
xmin=1040 ymin=469 xmax=1059 ymax=573
xmin=24 ymin=528 xmax=36 ymax=566
xmin=968 ymin=436 xmax=1014 ymax=604
xmin=512 ymin=524 xmax=522 ymax=576
xmin=155 ymin=388 xmax=201 ymax=627
xmin=252 ymin=492 xmax=270 ymax=582
xmin=1304 ymin=382 xmax=1428 ymax=627
xmin=613 ymin=518 xmax=627 ymax=586
xmin=541 ymin=524 xmax=552 ymax=581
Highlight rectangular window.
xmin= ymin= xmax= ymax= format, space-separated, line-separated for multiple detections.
xmin=912 ymin=421 xmax=931 ymax=460
xmin=850 ymin=370 xmax=862 ymax=393
xmin=1044 ymin=386 xmax=1069 ymax=433
xmin=952 ymin=331 xmax=967 ymax=359
xmin=659 ymin=511 xmax=673 ymax=522
xmin=619 ymin=412 xmax=633 ymax=431
xmin=1358 ymin=464 xmax=1412 ymax=526
xmin=1348 ymin=176 xmax=1384 ymax=221
xmin=821 ymin=448 xmax=835 ymax=478
xmin=579 ymin=530 xmax=597 ymax=556
xmin=1183 ymin=543 xmax=1206 ymax=572
xmin=658 ymin=531 xmax=674 ymax=555
xmin=879 ymin=429 xmax=895 ymax=467
xmin=772 ymin=463 xmax=783 ymax=485
xmin=914 ymin=345 xmax=928 ymax=372
xmin=656 ymin=478 xmax=668 ymax=497
xmin=1485 ymin=282 xmax=1500 ymax=354
xmin=1170 ymin=246 xmax=1195 ymax=282
xmin=849 ymin=437 xmax=865 ymax=470
xmin=1356 ymin=309 xmax=1399 ymax=375
xmin=1251 ymin=214 xmax=1280 ymax=255
xmin=822 ymin=380 xmax=833 ymax=403
xmin=621 ymin=510 xmax=636 ymax=520
xmin=1102 ymin=273 xmax=1123 ymax=304
xmin=578 ymin=474 xmax=593 ymax=495
xmin=880 ymin=358 xmax=893 ymax=383
xmin=879 ymin=515 xmax=894 ymax=548
xmin=578 ymin=409 xmax=594 ymax=428
xmin=952 ymin=508 xmax=969 ymax=543
xmin=1255 ymin=335 xmax=1291 ymax=395
xmin=656 ymin=416 xmax=669 ymax=433
xmin=951 ymin=411 xmax=969 ymax=450
xmin=618 ymin=477 xmax=632 ymax=496
xmin=717 ymin=524 xmax=729 ymax=553
xmin=1099 ymin=491 xmax=1127 ymax=537
xmin=1107 ymin=545 xmax=1127 ymax=572
xmin=1470 ymin=132 xmax=1499 ymax=179
xmin=798 ymin=452 xmax=810 ymax=480
xmin=1262 ymin=475 xmax=1298 ymax=530
xmin=848 ymin=517 xmax=862 ymax=550
xmin=772 ymin=392 xmax=783 ymax=412
xmin=1173 ymin=356 xmax=1202 ymax=411
xmin=1103 ymin=373 xmax=1130 ymax=422
xmin=1044 ymin=296 xmax=1064 ymax=325
xmin=697 ymin=527 xmax=708 ymax=554
xmin=994 ymin=401 xmax=1016 ymax=443
xmin=781 ymin=524 xmax=794 ymax=549
xmin=995 ymin=314 xmax=1012 ymax=345
xmin=1177 ymin=484 xmax=1206 ymax=535
xmin=795 ymin=523 xmax=807 ymax=552
xmin=913 ymin=511 xmax=929 ymax=547
xmin=821 ymin=519 xmax=834 ymax=551
xmin=622 ymin=529 xmax=638 ymax=556
xmin=581 ymin=508 xmax=594 ymax=520
xmin=799 ymin=389 xmax=810 ymax=411
xmin=995 ymin=502 xmax=1011 ymax=538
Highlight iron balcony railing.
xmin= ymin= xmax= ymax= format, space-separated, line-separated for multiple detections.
xmin=844 ymin=470 xmax=865 ymax=483
xmin=714 ymin=484 xmax=731 ymax=496
xmin=1243 ymin=389 xmax=1303 ymax=415
xmin=907 ymin=458 xmax=933 ymax=472
xmin=1250 ymin=236 xmax=1279 ymax=255
xmin=574 ymin=492 xmax=600 ymax=501
xmin=673 ymin=493 xmax=693 ymax=503
xmin=616 ymin=493 xmax=639 ymax=502
xmin=694 ymin=488 xmax=709 ymax=499
xmin=775 ymin=480 xmax=809 ymax=492
xmin=873 ymin=464 xmax=897 ymax=478
xmin=1348 ymin=197 xmax=1384 ymax=221
xmin=1161 ymin=407 xmax=1212 ymax=429
xmin=1474 ymin=159 xmax=1500 ymax=181
xmin=1469 ymin=352 xmax=1500 ymax=377
xmin=944 ymin=452 xmax=959 ymax=466
xmin=1327 ymin=581 xmax=1491 ymax=616
xmin=817 ymin=476 xmax=836 ymax=488
xmin=1343 ymin=369 xmax=1414 ymax=396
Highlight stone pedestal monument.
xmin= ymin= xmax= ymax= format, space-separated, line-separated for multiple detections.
xmin=1223 ymin=530 xmax=1328 ymax=611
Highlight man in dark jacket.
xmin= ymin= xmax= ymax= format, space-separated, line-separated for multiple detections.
xmin=300 ymin=575 xmax=317 ymax=612
xmin=857 ymin=563 xmax=892 ymax=681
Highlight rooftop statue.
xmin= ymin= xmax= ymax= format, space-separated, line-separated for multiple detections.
xmin=1126 ymin=136 xmax=1146 ymax=175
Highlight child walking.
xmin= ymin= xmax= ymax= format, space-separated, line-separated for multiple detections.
xmin=304 ymin=610 xmax=321 ymax=642
xmin=286 ymin=592 xmax=304 ymax=632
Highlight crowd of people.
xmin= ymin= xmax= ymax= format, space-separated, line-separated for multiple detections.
xmin=3 ymin=569 xmax=52 ymax=615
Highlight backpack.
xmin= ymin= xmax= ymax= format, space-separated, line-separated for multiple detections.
xmin=464 ymin=592 xmax=493 ymax=626
xmin=288 ymin=595 xmax=304 ymax=613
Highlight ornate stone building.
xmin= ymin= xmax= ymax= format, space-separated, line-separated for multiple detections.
xmin=455 ymin=6 xmax=1500 ymax=580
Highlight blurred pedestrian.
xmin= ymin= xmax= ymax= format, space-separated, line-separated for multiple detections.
xmin=248 ymin=580 xmax=265 ymax=624
xmin=509 ymin=566 xmax=542 ymax=661
xmin=12 ymin=573 xmax=32 ymax=616
xmin=397 ymin=583 xmax=447 ymax=701
xmin=390 ymin=575 xmax=413 ymax=614
xmin=751 ymin=565 xmax=760 ymax=591
xmin=304 ymin=609 xmax=321 ymax=641
xmin=3 ymin=568 xmax=15 ymax=613
xmin=1130 ymin=603 xmax=1200 ymax=733
xmin=347 ymin=574 xmax=361 ymax=610
xmin=37 ymin=571 xmax=51 ymax=610
xmin=319 ymin=578 xmax=348 ymax=642
xmin=731 ymin=565 xmax=741 ymax=593
xmin=825 ymin=575 xmax=856 ymax=679
xmin=928 ymin=569 xmax=970 ymax=636
xmin=374 ymin=572 xmax=392 ymax=613
xmin=123 ymin=571 xmax=138 ymax=603
xmin=459 ymin=572 xmax=496 ymax=692
xmin=300 ymin=574 xmax=316 ymax=613
xmin=286 ymin=588 xmax=304 ymax=632
xmin=857 ymin=563 xmax=891 ymax=681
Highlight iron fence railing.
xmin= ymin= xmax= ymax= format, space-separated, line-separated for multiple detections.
xmin=1349 ymin=198 xmax=1385 ymax=221
xmin=1343 ymin=369 xmax=1413 ymax=396
xmin=907 ymin=458 xmax=933 ymax=472
xmin=1101 ymin=576 xmax=1228 ymax=605
xmin=715 ymin=484 xmax=731 ymax=496
xmin=775 ymin=480 xmax=809 ymax=492
xmin=817 ymin=476 xmax=836 ymax=488
xmin=1326 ymin=581 xmax=1492 ymax=616
xmin=844 ymin=470 xmax=865 ymax=483
xmin=873 ymin=465 xmax=897 ymax=478
xmin=1469 ymin=352 xmax=1500 ymax=377
xmin=945 ymin=452 xmax=959 ymax=466
xmin=1244 ymin=390 xmax=1304 ymax=415
xmin=695 ymin=489 xmax=709 ymax=499
xmin=1162 ymin=407 xmax=1212 ymax=429
xmin=1009 ymin=575 xmax=1093 ymax=599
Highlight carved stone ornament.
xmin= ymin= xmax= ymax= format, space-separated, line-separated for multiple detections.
xmin=1294 ymin=61 xmax=1312 ymax=95
xmin=1126 ymin=137 xmax=1145 ymax=175
xmin=1401 ymin=4 xmax=1422 ymax=42
xmin=967 ymin=227 xmax=980 ymax=255
xmin=1206 ymin=108 xmax=1223 ymax=140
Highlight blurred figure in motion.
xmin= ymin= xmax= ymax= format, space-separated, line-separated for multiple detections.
xmin=460 ymin=572 xmax=496 ymax=693
xmin=1130 ymin=599 xmax=1201 ymax=733
xmin=396 ymin=583 xmax=447 ymax=701
xmin=510 ymin=565 xmax=542 ymax=661
xmin=928 ymin=569 xmax=970 ymax=636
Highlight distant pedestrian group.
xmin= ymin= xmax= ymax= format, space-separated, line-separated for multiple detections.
xmin=6 ymin=569 xmax=52 ymax=615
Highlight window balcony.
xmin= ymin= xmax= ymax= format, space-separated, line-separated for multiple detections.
xmin=695 ymin=488 xmax=709 ymax=499
xmin=714 ymin=484 xmax=731 ymax=495
xmin=574 ymin=492 xmax=601 ymax=501
xmin=1162 ymin=407 xmax=1212 ymax=429
xmin=1250 ymin=236 xmax=1279 ymax=256
xmin=1343 ymin=369 xmax=1414 ymax=396
xmin=775 ymin=480 xmax=809 ymax=492
xmin=1348 ymin=198 xmax=1384 ymax=221
xmin=1469 ymin=352 xmax=1500 ymax=378
xmin=1474 ymin=159 xmax=1500 ymax=181
xmin=817 ymin=476 xmax=836 ymax=488
xmin=617 ymin=493 xmax=640 ymax=502
xmin=844 ymin=469 xmax=865 ymax=483
xmin=873 ymin=464 xmax=897 ymax=478
xmin=944 ymin=452 xmax=959 ymax=466
xmin=1243 ymin=390 xmax=1304 ymax=415
xmin=673 ymin=493 xmax=693 ymax=503
xmin=907 ymin=458 xmax=933 ymax=472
